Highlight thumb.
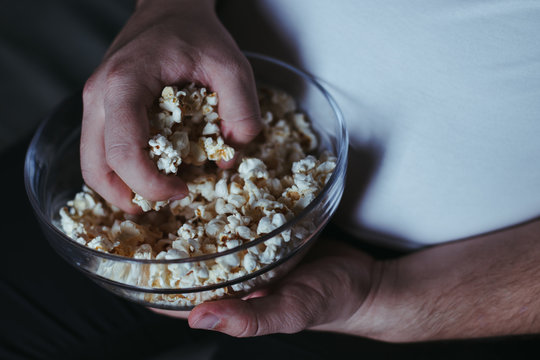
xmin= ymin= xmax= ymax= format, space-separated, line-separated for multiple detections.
xmin=188 ymin=284 xmax=327 ymax=337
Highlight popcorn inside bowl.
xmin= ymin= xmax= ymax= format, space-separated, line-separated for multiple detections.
xmin=59 ymin=84 xmax=336 ymax=307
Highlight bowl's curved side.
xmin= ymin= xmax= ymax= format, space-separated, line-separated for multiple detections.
xmin=24 ymin=53 xmax=348 ymax=309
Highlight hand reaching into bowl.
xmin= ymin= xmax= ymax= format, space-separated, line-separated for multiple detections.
xmin=81 ymin=0 xmax=261 ymax=213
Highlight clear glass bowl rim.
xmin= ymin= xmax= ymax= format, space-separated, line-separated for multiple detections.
xmin=24 ymin=51 xmax=349 ymax=265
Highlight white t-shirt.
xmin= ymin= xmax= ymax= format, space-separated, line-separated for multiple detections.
xmin=221 ymin=0 xmax=540 ymax=249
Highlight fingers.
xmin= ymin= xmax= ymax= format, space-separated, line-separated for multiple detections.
xmin=207 ymin=56 xmax=262 ymax=147
xmin=81 ymin=51 xmax=259 ymax=213
xmin=81 ymin=70 xmax=188 ymax=213
xmin=188 ymin=281 xmax=327 ymax=337
xmin=80 ymin=111 xmax=137 ymax=212
xmin=103 ymin=77 xmax=189 ymax=201
xmin=81 ymin=77 xmax=141 ymax=213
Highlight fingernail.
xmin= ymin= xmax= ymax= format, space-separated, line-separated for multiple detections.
xmin=168 ymin=193 xmax=186 ymax=202
xmin=192 ymin=313 xmax=220 ymax=330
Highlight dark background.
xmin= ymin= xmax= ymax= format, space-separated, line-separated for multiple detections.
xmin=1 ymin=1 xmax=538 ymax=358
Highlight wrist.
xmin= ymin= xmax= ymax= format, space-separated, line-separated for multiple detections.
xmin=349 ymin=257 xmax=429 ymax=343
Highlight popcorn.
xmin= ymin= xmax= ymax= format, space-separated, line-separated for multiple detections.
xmin=227 ymin=194 xmax=246 ymax=209
xmin=59 ymin=85 xmax=336 ymax=308
xmin=257 ymin=216 xmax=275 ymax=235
xmin=134 ymin=84 xmax=235 ymax=210
xmin=214 ymin=178 xmax=229 ymax=198
xmin=148 ymin=134 xmax=181 ymax=174
xmin=134 ymin=244 xmax=153 ymax=259
xmin=259 ymin=244 xmax=278 ymax=265
xmin=87 ymin=236 xmax=114 ymax=252
xmin=132 ymin=193 xmax=168 ymax=212
xmin=243 ymin=253 xmax=258 ymax=272
xmin=236 ymin=226 xmax=253 ymax=240
xmin=204 ymin=218 xmax=227 ymax=238
xmin=291 ymin=113 xmax=318 ymax=151
xmin=169 ymin=131 xmax=190 ymax=158
xmin=202 ymin=122 xmax=220 ymax=136
xmin=216 ymin=252 xmax=241 ymax=271
xmin=202 ymin=137 xmax=235 ymax=162
xmin=238 ymin=158 xmax=269 ymax=180
xmin=59 ymin=208 xmax=86 ymax=238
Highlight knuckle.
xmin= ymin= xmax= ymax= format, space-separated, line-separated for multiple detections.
xmin=203 ymin=50 xmax=250 ymax=80
xmin=105 ymin=142 xmax=133 ymax=168
xmin=234 ymin=316 xmax=260 ymax=338
xmin=84 ymin=59 xmax=133 ymax=103
xmin=164 ymin=50 xmax=199 ymax=82
xmin=104 ymin=62 xmax=130 ymax=90
xmin=82 ymin=74 xmax=99 ymax=101
xmin=101 ymin=54 xmax=139 ymax=92
xmin=168 ymin=45 xmax=199 ymax=67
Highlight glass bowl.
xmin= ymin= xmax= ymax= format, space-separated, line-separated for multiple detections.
xmin=24 ymin=52 xmax=348 ymax=310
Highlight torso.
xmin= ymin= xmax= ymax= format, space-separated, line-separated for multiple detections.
xmin=220 ymin=0 xmax=540 ymax=249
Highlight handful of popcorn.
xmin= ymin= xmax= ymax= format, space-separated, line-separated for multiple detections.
xmin=133 ymin=84 xmax=235 ymax=211
xmin=59 ymin=84 xmax=336 ymax=307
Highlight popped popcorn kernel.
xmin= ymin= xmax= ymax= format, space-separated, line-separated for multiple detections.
xmin=134 ymin=83 xmax=235 ymax=211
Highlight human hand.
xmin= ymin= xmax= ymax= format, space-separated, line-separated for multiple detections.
xmin=154 ymin=220 xmax=540 ymax=342
xmin=153 ymin=238 xmax=384 ymax=338
xmin=81 ymin=0 xmax=261 ymax=212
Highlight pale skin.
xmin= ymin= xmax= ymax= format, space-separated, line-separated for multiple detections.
xmin=82 ymin=0 xmax=540 ymax=342
xmin=81 ymin=0 xmax=261 ymax=213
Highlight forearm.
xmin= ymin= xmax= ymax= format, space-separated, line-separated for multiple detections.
xmin=102 ymin=0 xmax=218 ymax=59
xmin=131 ymin=0 xmax=217 ymax=30
xmin=360 ymin=219 xmax=540 ymax=342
